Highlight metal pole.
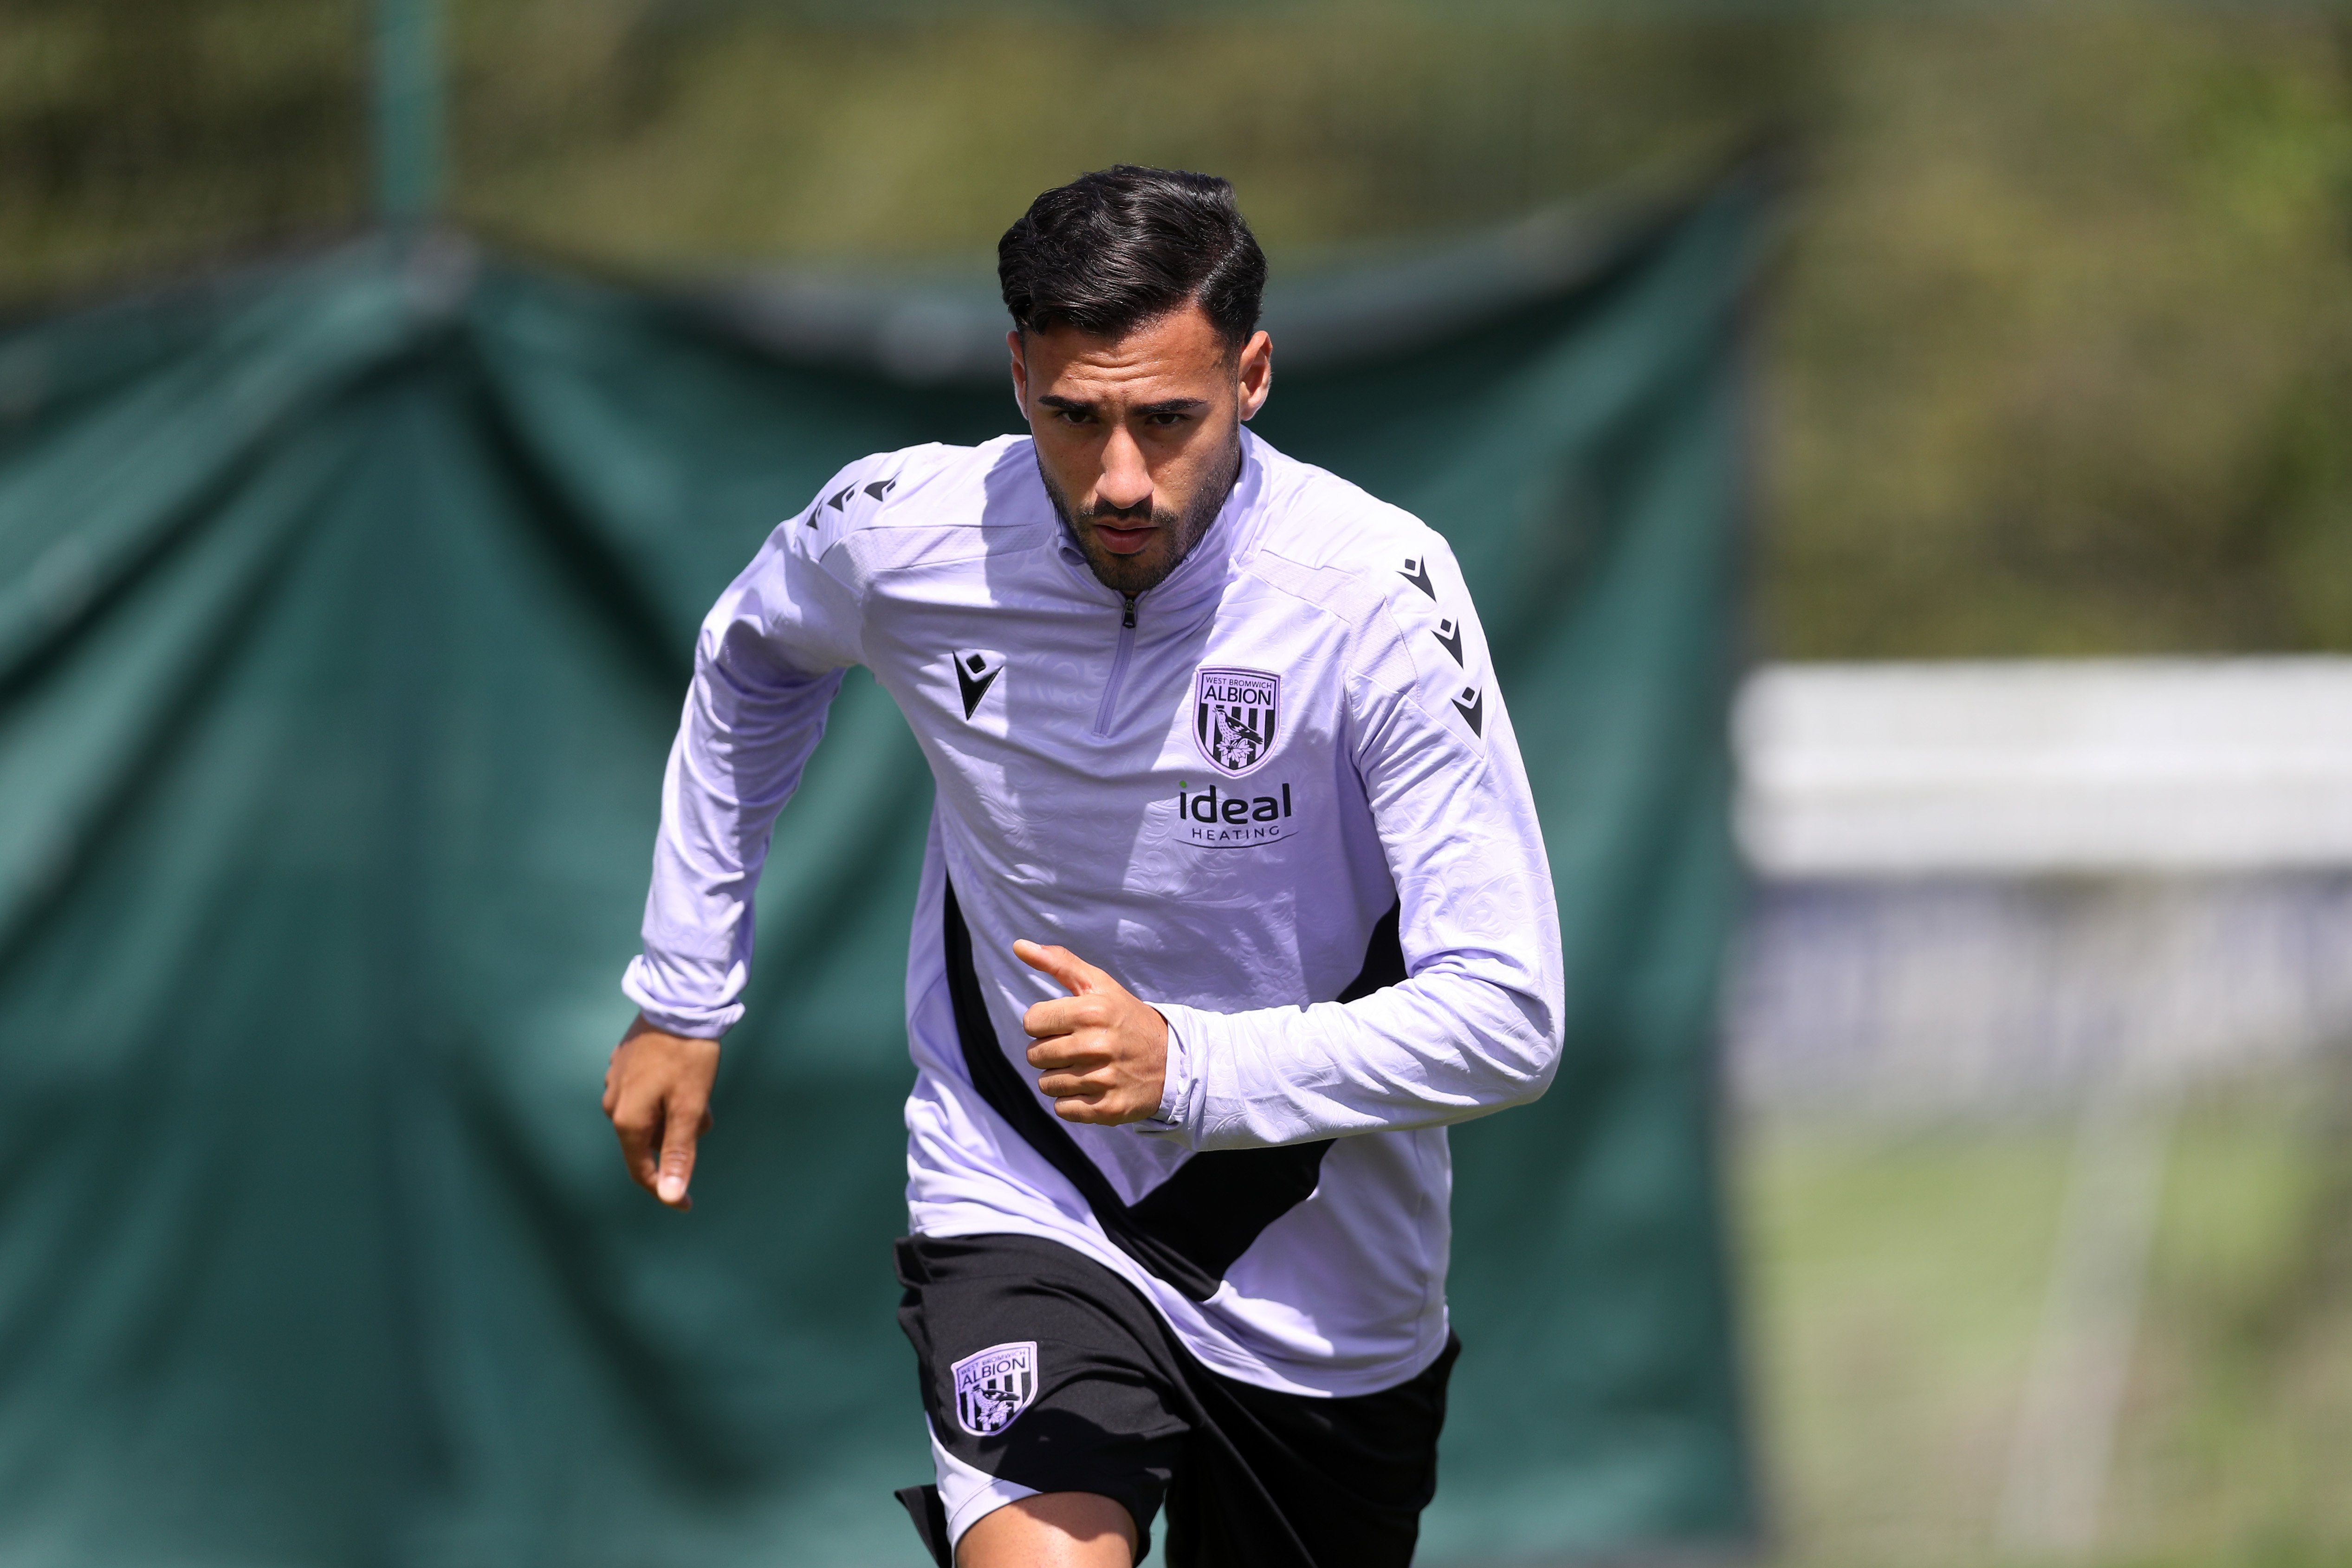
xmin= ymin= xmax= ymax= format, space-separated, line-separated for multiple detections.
xmin=1996 ymin=1076 xmax=2177 ymax=1560
xmin=372 ymin=0 xmax=442 ymax=226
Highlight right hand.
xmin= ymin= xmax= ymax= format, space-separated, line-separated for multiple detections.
xmin=603 ymin=1015 xmax=719 ymax=1210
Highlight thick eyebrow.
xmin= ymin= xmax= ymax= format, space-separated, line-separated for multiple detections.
xmin=1035 ymin=394 xmax=1209 ymax=419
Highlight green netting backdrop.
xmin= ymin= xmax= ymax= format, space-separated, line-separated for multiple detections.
xmin=0 ymin=178 xmax=1763 ymax=1567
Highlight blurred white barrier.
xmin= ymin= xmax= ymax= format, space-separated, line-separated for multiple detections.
xmin=1737 ymin=657 xmax=2352 ymax=877
xmin=1727 ymin=659 xmax=2352 ymax=1114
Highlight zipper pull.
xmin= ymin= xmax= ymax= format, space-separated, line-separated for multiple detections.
xmin=1121 ymin=595 xmax=1137 ymax=630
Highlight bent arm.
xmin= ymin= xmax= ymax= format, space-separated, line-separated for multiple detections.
xmin=1151 ymin=602 xmax=1565 ymax=1150
xmin=622 ymin=494 xmax=865 ymax=1037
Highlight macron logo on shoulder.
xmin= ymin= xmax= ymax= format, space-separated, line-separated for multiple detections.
xmin=809 ymin=473 xmax=898 ymax=525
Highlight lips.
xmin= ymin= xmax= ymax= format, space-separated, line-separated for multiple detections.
xmin=1092 ymin=522 xmax=1155 ymax=555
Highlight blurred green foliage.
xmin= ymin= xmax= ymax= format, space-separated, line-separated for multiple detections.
xmin=0 ymin=0 xmax=368 ymax=288
xmin=4 ymin=0 xmax=2352 ymax=656
xmin=1770 ymin=10 xmax=2352 ymax=659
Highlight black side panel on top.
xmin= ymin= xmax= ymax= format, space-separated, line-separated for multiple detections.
xmin=940 ymin=879 xmax=1407 ymax=1303
xmin=940 ymin=878 xmax=1225 ymax=1300
xmin=1335 ymin=901 xmax=1407 ymax=1004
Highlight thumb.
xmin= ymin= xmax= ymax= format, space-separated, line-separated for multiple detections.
xmin=1013 ymin=939 xmax=1101 ymax=996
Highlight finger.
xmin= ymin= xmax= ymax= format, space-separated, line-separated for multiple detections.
xmin=1021 ymin=1000 xmax=1071 ymax=1041
xmin=1055 ymin=1091 xmax=1140 ymax=1125
xmin=614 ymin=1096 xmax=660 ymax=1194
xmin=1027 ymin=1035 xmax=1109 ymax=1072
xmin=1021 ymin=995 xmax=1107 ymax=1040
xmin=656 ymin=1095 xmax=706 ymax=1210
xmin=1013 ymin=940 xmax=1104 ymax=997
xmin=1041 ymin=1074 xmax=1112 ymax=1105
xmin=1034 ymin=1054 xmax=1113 ymax=1088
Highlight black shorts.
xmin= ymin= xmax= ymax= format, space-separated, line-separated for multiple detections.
xmin=893 ymin=1232 xmax=1458 ymax=1568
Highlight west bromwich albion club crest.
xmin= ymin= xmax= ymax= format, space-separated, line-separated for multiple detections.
xmin=1194 ymin=667 xmax=1281 ymax=777
xmin=952 ymin=1341 xmax=1039 ymax=1437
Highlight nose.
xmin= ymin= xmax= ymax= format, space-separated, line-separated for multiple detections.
xmin=1097 ymin=425 xmax=1152 ymax=514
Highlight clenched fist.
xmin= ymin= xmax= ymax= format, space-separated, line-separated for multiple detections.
xmin=1014 ymin=940 xmax=1169 ymax=1126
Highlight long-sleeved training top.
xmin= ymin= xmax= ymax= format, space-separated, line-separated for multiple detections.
xmin=624 ymin=427 xmax=1564 ymax=1397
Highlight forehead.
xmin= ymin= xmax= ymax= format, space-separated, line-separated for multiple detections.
xmin=1025 ymin=304 xmax=1228 ymax=401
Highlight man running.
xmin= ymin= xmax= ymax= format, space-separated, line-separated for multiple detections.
xmin=605 ymin=165 xmax=1564 ymax=1568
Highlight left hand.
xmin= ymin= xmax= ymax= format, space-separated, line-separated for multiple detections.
xmin=602 ymin=1016 xmax=719 ymax=1210
xmin=1014 ymin=940 xmax=1169 ymax=1126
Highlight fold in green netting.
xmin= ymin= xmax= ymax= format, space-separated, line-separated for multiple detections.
xmin=0 ymin=175 xmax=1765 ymax=1567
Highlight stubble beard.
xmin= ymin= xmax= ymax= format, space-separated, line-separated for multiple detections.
xmin=1039 ymin=430 xmax=1241 ymax=598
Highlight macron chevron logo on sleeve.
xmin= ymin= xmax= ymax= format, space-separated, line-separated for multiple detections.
xmin=1432 ymin=616 xmax=1463 ymax=664
xmin=1451 ymin=684 xmax=1484 ymax=737
xmin=810 ymin=472 xmax=899 ymax=525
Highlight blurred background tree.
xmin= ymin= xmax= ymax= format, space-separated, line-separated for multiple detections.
xmin=6 ymin=1 xmax=2352 ymax=659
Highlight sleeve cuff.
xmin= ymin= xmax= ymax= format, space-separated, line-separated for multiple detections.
xmin=621 ymin=957 xmax=739 ymax=1039
xmin=1131 ymin=1006 xmax=1193 ymax=1137
xmin=1134 ymin=1004 xmax=1208 ymax=1140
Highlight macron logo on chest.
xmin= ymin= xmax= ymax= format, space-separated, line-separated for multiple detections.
xmin=952 ymin=650 xmax=1005 ymax=719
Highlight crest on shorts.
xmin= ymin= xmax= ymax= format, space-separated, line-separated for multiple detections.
xmin=1194 ymin=667 xmax=1281 ymax=777
xmin=952 ymin=1340 xmax=1039 ymax=1437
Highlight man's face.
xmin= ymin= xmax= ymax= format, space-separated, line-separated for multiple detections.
xmin=1010 ymin=304 xmax=1273 ymax=596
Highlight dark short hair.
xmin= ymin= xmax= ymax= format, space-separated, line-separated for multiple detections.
xmin=998 ymin=165 xmax=1267 ymax=353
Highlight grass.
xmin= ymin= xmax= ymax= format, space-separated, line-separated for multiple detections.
xmin=1739 ymin=1073 xmax=2352 ymax=1567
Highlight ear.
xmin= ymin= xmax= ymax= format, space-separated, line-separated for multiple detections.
xmin=1236 ymin=330 xmax=1273 ymax=423
xmin=1007 ymin=329 xmax=1031 ymax=424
